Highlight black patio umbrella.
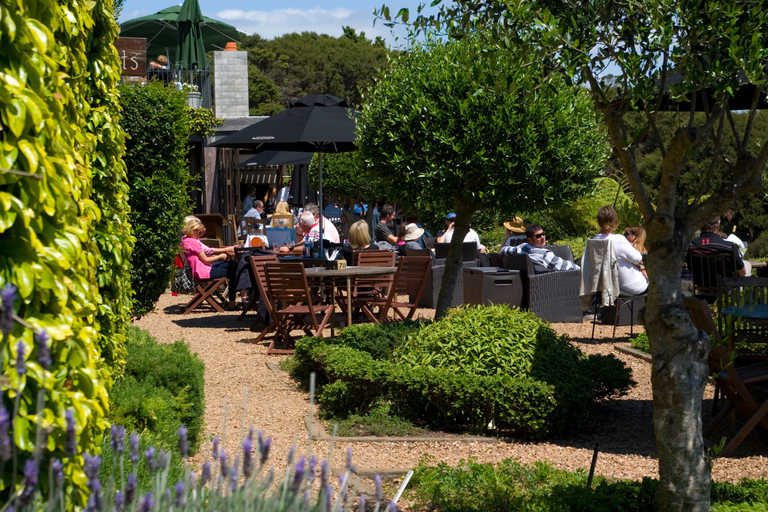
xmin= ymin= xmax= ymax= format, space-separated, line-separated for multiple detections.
xmin=236 ymin=151 xmax=314 ymax=168
xmin=289 ymin=164 xmax=318 ymax=208
xmin=212 ymin=94 xmax=359 ymax=256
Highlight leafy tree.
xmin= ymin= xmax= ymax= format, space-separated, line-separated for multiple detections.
xmin=241 ymin=29 xmax=392 ymax=110
xmin=248 ymin=65 xmax=282 ymax=115
xmin=381 ymin=1 xmax=768 ymax=509
xmin=119 ymin=82 xmax=193 ymax=318
xmin=356 ymin=36 xmax=607 ymax=317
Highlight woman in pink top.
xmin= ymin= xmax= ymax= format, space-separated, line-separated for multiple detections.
xmin=181 ymin=215 xmax=239 ymax=308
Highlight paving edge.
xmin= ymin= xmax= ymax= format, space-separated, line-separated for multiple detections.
xmin=306 ymin=416 xmax=499 ymax=444
xmin=614 ymin=343 xmax=652 ymax=363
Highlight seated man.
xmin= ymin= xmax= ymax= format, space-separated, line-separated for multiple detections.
xmin=436 ymin=213 xmax=487 ymax=253
xmin=500 ymin=224 xmax=579 ymax=273
xmin=375 ymin=204 xmax=398 ymax=244
xmin=298 ymin=203 xmax=340 ymax=244
xmin=691 ymin=216 xmax=747 ymax=277
xmin=295 ymin=211 xmax=335 ymax=249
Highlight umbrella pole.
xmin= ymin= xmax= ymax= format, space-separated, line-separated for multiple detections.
xmin=318 ymin=153 xmax=323 ymax=259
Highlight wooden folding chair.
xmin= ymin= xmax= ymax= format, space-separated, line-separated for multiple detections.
xmin=342 ymin=251 xmax=396 ymax=322
xmin=270 ymin=214 xmax=294 ymax=229
xmin=687 ymin=244 xmax=739 ymax=304
xmin=368 ymin=256 xmax=432 ymax=322
xmin=179 ymin=252 xmax=228 ymax=314
xmin=237 ymin=253 xmax=278 ymax=321
xmin=244 ymin=218 xmax=267 ymax=236
xmin=246 ymin=255 xmax=285 ymax=353
xmin=705 ymin=344 xmax=768 ymax=457
xmin=719 ymin=276 xmax=768 ymax=357
xmin=263 ymin=262 xmax=334 ymax=353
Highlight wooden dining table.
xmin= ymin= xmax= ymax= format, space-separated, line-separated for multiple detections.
xmin=305 ymin=265 xmax=397 ymax=329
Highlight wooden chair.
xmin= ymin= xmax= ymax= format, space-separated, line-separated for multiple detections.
xmin=244 ymin=218 xmax=267 ymax=236
xmin=200 ymin=237 xmax=222 ymax=248
xmin=367 ymin=256 xmax=432 ymax=322
xmin=687 ymin=244 xmax=739 ymax=304
xmin=263 ymin=262 xmax=334 ymax=352
xmin=179 ymin=252 xmax=228 ymax=314
xmin=718 ymin=276 xmax=768 ymax=357
xmin=237 ymin=253 xmax=278 ymax=320
xmin=270 ymin=214 xmax=295 ymax=229
xmin=344 ymin=251 xmax=396 ymax=320
xmin=228 ymin=213 xmax=241 ymax=245
xmin=246 ymin=255 xmax=285 ymax=353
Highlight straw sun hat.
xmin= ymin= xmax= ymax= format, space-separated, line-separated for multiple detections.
xmin=503 ymin=216 xmax=525 ymax=234
xmin=404 ymin=223 xmax=425 ymax=241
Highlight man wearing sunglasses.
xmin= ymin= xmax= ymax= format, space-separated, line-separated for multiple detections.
xmin=499 ymin=224 xmax=580 ymax=273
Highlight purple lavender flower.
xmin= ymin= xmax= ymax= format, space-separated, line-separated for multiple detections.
xmin=358 ymin=495 xmax=366 ymax=512
xmin=259 ymin=436 xmax=271 ymax=466
xmin=52 ymin=459 xmax=64 ymax=487
xmin=304 ymin=491 xmax=311 ymax=508
xmin=36 ymin=329 xmax=51 ymax=369
xmin=83 ymin=453 xmax=102 ymax=481
xmin=1 ymin=284 xmax=17 ymax=336
xmin=287 ymin=445 xmax=295 ymax=465
xmin=110 ymin=425 xmax=125 ymax=453
xmin=178 ymin=425 xmax=188 ymax=458
xmin=387 ymin=501 xmax=397 ymax=512
xmin=6 ymin=506 xmax=14 ymax=512
xmin=219 ymin=449 xmax=228 ymax=478
xmin=189 ymin=471 xmax=197 ymax=490
xmin=16 ymin=341 xmax=25 ymax=376
xmin=156 ymin=450 xmax=169 ymax=470
xmin=18 ymin=459 xmax=39 ymax=506
xmin=291 ymin=455 xmax=306 ymax=492
xmin=248 ymin=426 xmax=254 ymax=440
xmin=144 ymin=447 xmax=156 ymax=472
xmin=130 ymin=432 xmax=139 ymax=464
xmin=257 ymin=430 xmax=263 ymax=450
xmin=324 ymin=484 xmax=333 ymax=512
xmin=346 ymin=447 xmax=353 ymax=471
xmin=0 ymin=405 xmax=11 ymax=461
xmin=212 ymin=435 xmax=219 ymax=458
xmin=114 ymin=490 xmax=124 ymax=512
xmin=86 ymin=477 xmax=103 ymax=512
xmin=137 ymin=492 xmax=155 ymax=512
xmin=242 ymin=437 xmax=253 ymax=479
xmin=339 ymin=475 xmax=349 ymax=504
xmin=308 ymin=455 xmax=317 ymax=484
xmin=174 ymin=481 xmax=185 ymax=508
xmin=65 ymin=409 xmax=77 ymax=457
xmin=375 ymin=474 xmax=382 ymax=503
xmin=320 ymin=459 xmax=329 ymax=487
xmin=229 ymin=463 xmax=238 ymax=493
xmin=201 ymin=461 xmax=211 ymax=486
xmin=125 ymin=474 xmax=137 ymax=505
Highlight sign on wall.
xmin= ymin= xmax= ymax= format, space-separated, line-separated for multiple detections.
xmin=114 ymin=37 xmax=146 ymax=76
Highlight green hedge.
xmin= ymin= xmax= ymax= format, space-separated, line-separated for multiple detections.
xmin=112 ymin=326 xmax=206 ymax=452
xmin=291 ymin=307 xmax=634 ymax=437
xmin=118 ymin=82 xmax=193 ymax=318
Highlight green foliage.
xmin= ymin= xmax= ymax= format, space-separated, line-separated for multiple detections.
xmin=187 ymin=108 xmax=222 ymax=138
xmin=241 ymin=29 xmax=391 ymax=110
xmin=712 ymin=479 xmax=768 ymax=505
xmin=334 ymin=403 xmax=427 ymax=437
xmin=291 ymin=309 xmax=633 ymax=437
xmin=631 ymin=333 xmax=651 ymax=354
xmin=0 ymin=0 xmax=132 ymax=503
xmin=119 ymin=326 xmax=205 ymax=452
xmin=119 ymin=82 xmax=193 ymax=317
xmin=357 ymin=34 xmax=608 ymax=231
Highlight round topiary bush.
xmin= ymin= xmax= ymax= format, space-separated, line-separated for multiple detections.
xmin=394 ymin=304 xmax=635 ymax=431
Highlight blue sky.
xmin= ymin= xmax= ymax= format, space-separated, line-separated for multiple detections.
xmin=119 ymin=0 xmax=435 ymax=48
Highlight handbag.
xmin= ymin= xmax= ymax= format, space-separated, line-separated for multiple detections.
xmin=171 ymin=266 xmax=196 ymax=294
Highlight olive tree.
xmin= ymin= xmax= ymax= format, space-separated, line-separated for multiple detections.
xmin=380 ymin=1 xmax=768 ymax=509
xmin=356 ymin=36 xmax=607 ymax=317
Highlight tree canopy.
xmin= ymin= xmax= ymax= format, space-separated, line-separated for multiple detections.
xmin=379 ymin=1 xmax=768 ymax=510
xmin=356 ymin=35 xmax=608 ymax=316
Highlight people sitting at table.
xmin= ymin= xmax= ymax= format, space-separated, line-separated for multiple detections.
xmin=500 ymin=223 xmax=580 ymax=273
xmin=270 ymin=201 xmax=293 ymax=228
xmin=242 ymin=185 xmax=257 ymax=215
xmin=181 ymin=215 xmax=241 ymax=309
xmin=296 ymin=203 xmax=340 ymax=244
xmin=374 ymin=204 xmax=398 ymax=244
xmin=295 ymin=211 xmax=336 ymax=251
xmin=339 ymin=220 xmax=379 ymax=263
xmin=592 ymin=206 xmax=647 ymax=295
xmin=436 ymin=213 xmax=487 ymax=253
xmin=691 ymin=216 xmax=748 ymax=276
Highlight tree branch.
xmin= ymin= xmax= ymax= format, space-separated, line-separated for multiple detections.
xmin=725 ymin=108 xmax=742 ymax=154
xmin=648 ymin=114 xmax=667 ymax=158
xmin=742 ymin=85 xmax=763 ymax=150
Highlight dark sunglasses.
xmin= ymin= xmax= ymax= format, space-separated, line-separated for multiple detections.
xmin=534 ymin=231 xmax=546 ymax=239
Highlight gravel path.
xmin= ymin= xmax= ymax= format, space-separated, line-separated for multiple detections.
xmin=134 ymin=291 xmax=768 ymax=487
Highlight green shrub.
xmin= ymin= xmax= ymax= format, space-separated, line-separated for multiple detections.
xmin=120 ymin=326 xmax=205 ymax=452
xmin=631 ymin=332 xmax=651 ymax=354
xmin=119 ymin=82 xmax=193 ymax=318
xmin=712 ymin=478 xmax=768 ymax=504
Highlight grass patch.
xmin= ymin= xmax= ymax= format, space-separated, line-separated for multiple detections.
xmin=333 ymin=403 xmax=427 ymax=437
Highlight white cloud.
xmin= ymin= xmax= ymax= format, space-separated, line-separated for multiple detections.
xmin=213 ymin=7 xmax=409 ymax=47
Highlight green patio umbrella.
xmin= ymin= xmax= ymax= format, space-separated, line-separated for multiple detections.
xmin=119 ymin=5 xmax=240 ymax=68
xmin=175 ymin=0 xmax=207 ymax=70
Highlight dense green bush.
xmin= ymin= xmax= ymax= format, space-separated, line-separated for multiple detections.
xmin=119 ymin=82 xmax=193 ymax=318
xmin=291 ymin=308 xmax=632 ymax=437
xmin=410 ymin=457 xmax=768 ymax=512
xmin=115 ymin=326 xmax=205 ymax=452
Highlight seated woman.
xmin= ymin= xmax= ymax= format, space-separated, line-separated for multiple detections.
xmin=340 ymin=220 xmax=379 ymax=263
xmin=270 ymin=201 xmax=294 ymax=228
xmin=181 ymin=215 xmax=241 ymax=309
xmin=625 ymin=226 xmax=648 ymax=282
xmin=592 ymin=206 xmax=648 ymax=295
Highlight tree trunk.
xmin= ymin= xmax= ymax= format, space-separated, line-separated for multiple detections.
xmin=645 ymin=219 xmax=712 ymax=512
xmin=435 ymin=204 xmax=475 ymax=318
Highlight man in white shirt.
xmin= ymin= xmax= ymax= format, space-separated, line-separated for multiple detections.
xmin=436 ymin=213 xmax=486 ymax=253
xmin=276 ymin=181 xmax=291 ymax=203
xmin=295 ymin=203 xmax=340 ymax=244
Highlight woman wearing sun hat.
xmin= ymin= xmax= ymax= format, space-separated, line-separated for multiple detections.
xmin=502 ymin=216 xmax=527 ymax=247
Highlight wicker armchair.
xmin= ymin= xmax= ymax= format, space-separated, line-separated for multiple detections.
xmin=501 ymin=245 xmax=582 ymax=323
